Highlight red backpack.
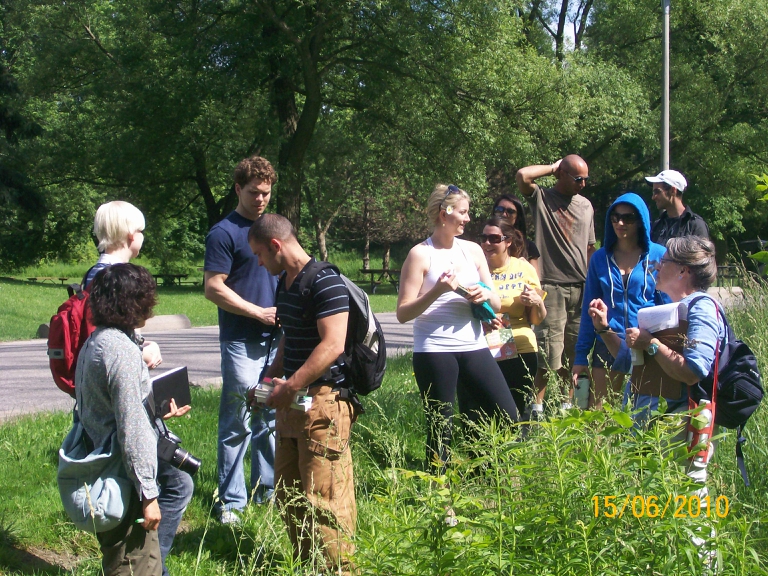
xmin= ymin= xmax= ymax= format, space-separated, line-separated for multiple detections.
xmin=47 ymin=271 xmax=96 ymax=398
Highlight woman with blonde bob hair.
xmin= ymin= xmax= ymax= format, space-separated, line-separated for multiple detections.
xmin=93 ymin=200 xmax=146 ymax=254
xmin=84 ymin=200 xmax=192 ymax=576
xmin=397 ymin=184 xmax=519 ymax=470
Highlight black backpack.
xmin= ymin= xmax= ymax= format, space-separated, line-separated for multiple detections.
xmin=281 ymin=261 xmax=387 ymax=403
xmin=689 ymin=296 xmax=764 ymax=485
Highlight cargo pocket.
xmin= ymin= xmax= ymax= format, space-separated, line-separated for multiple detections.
xmin=304 ymin=392 xmax=353 ymax=459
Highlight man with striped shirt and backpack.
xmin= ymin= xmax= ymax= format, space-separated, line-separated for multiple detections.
xmin=246 ymin=214 xmax=356 ymax=576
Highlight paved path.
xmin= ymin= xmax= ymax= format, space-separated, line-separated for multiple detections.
xmin=0 ymin=313 xmax=413 ymax=422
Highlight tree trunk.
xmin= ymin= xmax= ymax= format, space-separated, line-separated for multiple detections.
xmin=191 ymin=146 xmax=223 ymax=229
xmin=383 ymin=241 xmax=391 ymax=270
xmin=316 ymin=223 xmax=328 ymax=261
xmin=363 ymin=198 xmax=371 ymax=270
xmin=266 ymin=5 xmax=327 ymax=231
xmin=555 ymin=0 xmax=569 ymax=62
xmin=574 ymin=0 xmax=594 ymax=50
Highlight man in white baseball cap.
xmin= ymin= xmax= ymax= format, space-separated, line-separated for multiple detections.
xmin=645 ymin=169 xmax=709 ymax=246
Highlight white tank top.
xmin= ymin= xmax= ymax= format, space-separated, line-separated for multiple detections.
xmin=413 ymin=237 xmax=487 ymax=353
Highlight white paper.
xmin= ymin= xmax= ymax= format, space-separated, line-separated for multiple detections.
xmin=637 ymin=302 xmax=682 ymax=333
xmin=252 ymin=381 xmax=312 ymax=412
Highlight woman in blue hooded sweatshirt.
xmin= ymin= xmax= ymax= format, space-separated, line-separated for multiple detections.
xmin=572 ymin=193 xmax=666 ymax=408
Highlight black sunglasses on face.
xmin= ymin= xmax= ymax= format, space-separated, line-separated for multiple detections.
xmin=610 ymin=212 xmax=639 ymax=225
xmin=493 ymin=206 xmax=517 ymax=218
xmin=564 ymin=172 xmax=589 ymax=184
xmin=479 ymin=233 xmax=507 ymax=244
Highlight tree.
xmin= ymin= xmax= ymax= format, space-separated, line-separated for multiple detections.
xmin=584 ymin=0 xmax=768 ymax=242
xmin=0 ymin=13 xmax=46 ymax=270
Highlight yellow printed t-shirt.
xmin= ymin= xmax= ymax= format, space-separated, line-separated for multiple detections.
xmin=490 ymin=258 xmax=542 ymax=354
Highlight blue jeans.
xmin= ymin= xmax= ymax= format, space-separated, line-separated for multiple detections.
xmin=624 ymin=381 xmax=689 ymax=428
xmin=156 ymin=458 xmax=194 ymax=576
xmin=218 ymin=338 xmax=277 ymax=512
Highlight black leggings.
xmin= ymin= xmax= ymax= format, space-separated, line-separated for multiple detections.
xmin=413 ymin=349 xmax=519 ymax=469
xmin=497 ymin=352 xmax=538 ymax=416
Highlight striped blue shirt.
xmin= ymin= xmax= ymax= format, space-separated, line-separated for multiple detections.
xmin=277 ymin=260 xmax=349 ymax=386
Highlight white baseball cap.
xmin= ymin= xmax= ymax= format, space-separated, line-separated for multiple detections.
xmin=645 ymin=169 xmax=687 ymax=192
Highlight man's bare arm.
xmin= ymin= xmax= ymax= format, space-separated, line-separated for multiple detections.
xmin=204 ymin=271 xmax=276 ymax=325
xmin=267 ymin=312 xmax=349 ymax=410
xmin=515 ymin=159 xmax=561 ymax=197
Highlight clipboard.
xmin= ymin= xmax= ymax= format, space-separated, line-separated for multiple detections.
xmin=150 ymin=366 xmax=191 ymax=418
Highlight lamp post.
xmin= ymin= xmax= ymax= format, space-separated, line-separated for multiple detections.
xmin=661 ymin=0 xmax=670 ymax=170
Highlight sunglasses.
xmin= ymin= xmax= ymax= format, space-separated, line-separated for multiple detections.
xmin=479 ymin=233 xmax=507 ymax=244
xmin=493 ymin=206 xmax=517 ymax=218
xmin=441 ymin=184 xmax=462 ymax=209
xmin=610 ymin=211 xmax=639 ymax=224
xmin=564 ymin=172 xmax=589 ymax=184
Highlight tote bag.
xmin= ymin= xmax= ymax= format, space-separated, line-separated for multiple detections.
xmin=57 ymin=415 xmax=132 ymax=533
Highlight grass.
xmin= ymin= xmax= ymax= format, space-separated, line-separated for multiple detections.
xmin=0 ymin=255 xmax=399 ymax=341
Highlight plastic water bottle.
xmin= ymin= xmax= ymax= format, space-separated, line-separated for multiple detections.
xmin=687 ymin=399 xmax=714 ymax=464
xmin=574 ymin=374 xmax=590 ymax=410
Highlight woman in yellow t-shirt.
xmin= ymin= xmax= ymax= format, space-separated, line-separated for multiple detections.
xmin=481 ymin=217 xmax=547 ymax=416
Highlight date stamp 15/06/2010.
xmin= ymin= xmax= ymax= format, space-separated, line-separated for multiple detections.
xmin=592 ymin=495 xmax=730 ymax=519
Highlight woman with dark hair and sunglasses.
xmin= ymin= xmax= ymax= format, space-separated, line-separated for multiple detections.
xmin=397 ymin=184 xmax=519 ymax=471
xmin=480 ymin=217 xmax=546 ymax=417
xmin=572 ymin=192 xmax=667 ymax=408
xmin=76 ymin=264 xmax=163 ymax=575
xmin=588 ymin=237 xmax=723 ymax=565
xmin=492 ymin=195 xmax=540 ymax=275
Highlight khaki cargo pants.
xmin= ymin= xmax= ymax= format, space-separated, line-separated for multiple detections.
xmin=275 ymin=385 xmax=357 ymax=576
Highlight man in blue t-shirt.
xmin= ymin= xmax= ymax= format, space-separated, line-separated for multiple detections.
xmin=246 ymin=214 xmax=355 ymax=575
xmin=203 ymin=156 xmax=280 ymax=524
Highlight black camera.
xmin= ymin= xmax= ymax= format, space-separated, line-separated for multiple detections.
xmin=157 ymin=430 xmax=201 ymax=476
xmin=144 ymin=395 xmax=201 ymax=476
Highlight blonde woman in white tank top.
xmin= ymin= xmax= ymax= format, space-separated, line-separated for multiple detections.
xmin=397 ymin=184 xmax=519 ymax=470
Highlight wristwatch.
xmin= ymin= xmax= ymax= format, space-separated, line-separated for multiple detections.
xmin=646 ymin=339 xmax=660 ymax=356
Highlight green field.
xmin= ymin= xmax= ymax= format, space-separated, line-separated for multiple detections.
xmin=0 ymin=254 xmax=399 ymax=341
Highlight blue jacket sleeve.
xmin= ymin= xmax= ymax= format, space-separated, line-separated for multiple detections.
xmin=575 ymin=253 xmax=603 ymax=366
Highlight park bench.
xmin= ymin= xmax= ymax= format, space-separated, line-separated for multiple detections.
xmin=359 ymin=268 xmax=401 ymax=294
xmin=715 ymin=265 xmax=742 ymax=287
xmin=153 ymin=273 xmax=189 ymax=286
xmin=27 ymin=277 xmax=70 ymax=285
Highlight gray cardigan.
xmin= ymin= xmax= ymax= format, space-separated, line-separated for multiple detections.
xmin=75 ymin=327 xmax=159 ymax=500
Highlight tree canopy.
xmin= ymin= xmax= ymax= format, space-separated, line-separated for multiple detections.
xmin=1 ymin=0 xmax=766 ymax=272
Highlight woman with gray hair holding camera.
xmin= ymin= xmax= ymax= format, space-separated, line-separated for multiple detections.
xmin=397 ymin=184 xmax=519 ymax=471
xmin=77 ymin=263 xmax=163 ymax=575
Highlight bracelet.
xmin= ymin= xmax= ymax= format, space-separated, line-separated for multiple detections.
xmin=596 ymin=326 xmax=610 ymax=334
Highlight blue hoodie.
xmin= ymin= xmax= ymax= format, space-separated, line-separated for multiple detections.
xmin=574 ymin=193 xmax=667 ymax=367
